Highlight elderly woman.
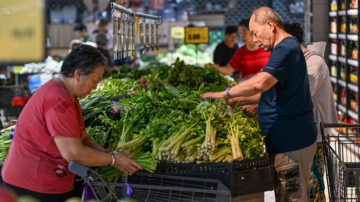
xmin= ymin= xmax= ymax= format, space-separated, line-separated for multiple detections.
xmin=1 ymin=45 xmax=141 ymax=202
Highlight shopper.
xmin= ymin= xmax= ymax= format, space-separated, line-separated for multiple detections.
xmin=201 ymin=7 xmax=317 ymax=201
xmin=96 ymin=33 xmax=114 ymax=73
xmin=73 ymin=23 xmax=93 ymax=42
xmin=213 ymin=26 xmax=238 ymax=66
xmin=96 ymin=18 xmax=113 ymax=51
xmin=208 ymin=19 xmax=270 ymax=81
xmin=283 ymin=22 xmax=338 ymax=202
xmin=1 ymin=45 xmax=142 ymax=202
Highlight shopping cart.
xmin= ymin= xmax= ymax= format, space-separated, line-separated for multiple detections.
xmin=68 ymin=162 xmax=231 ymax=202
xmin=321 ymin=122 xmax=360 ymax=202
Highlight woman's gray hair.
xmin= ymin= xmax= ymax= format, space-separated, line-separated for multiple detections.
xmin=252 ymin=7 xmax=283 ymax=27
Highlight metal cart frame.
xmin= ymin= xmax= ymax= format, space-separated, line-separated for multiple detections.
xmin=321 ymin=122 xmax=360 ymax=201
xmin=68 ymin=162 xmax=231 ymax=202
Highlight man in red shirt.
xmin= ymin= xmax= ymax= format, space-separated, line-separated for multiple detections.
xmin=2 ymin=45 xmax=141 ymax=202
xmin=210 ymin=19 xmax=270 ymax=81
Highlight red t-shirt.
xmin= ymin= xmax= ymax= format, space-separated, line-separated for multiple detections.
xmin=228 ymin=46 xmax=271 ymax=79
xmin=2 ymin=79 xmax=85 ymax=194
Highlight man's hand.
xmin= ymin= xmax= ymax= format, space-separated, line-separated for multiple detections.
xmin=242 ymin=105 xmax=258 ymax=116
xmin=113 ymin=152 xmax=142 ymax=175
xmin=226 ymin=97 xmax=241 ymax=108
xmin=200 ymin=91 xmax=226 ymax=99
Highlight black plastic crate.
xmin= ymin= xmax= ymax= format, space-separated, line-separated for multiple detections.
xmin=154 ymin=156 xmax=274 ymax=197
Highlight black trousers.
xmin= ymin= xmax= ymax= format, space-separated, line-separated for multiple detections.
xmin=3 ymin=182 xmax=72 ymax=202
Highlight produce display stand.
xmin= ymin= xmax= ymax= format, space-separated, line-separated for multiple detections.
xmin=154 ymin=155 xmax=274 ymax=198
xmin=321 ymin=123 xmax=360 ymax=201
xmin=69 ymin=162 xmax=231 ymax=202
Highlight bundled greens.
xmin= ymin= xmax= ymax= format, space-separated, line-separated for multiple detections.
xmin=81 ymin=58 xmax=265 ymax=182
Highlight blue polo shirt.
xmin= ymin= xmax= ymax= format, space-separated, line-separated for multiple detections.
xmin=258 ymin=37 xmax=317 ymax=154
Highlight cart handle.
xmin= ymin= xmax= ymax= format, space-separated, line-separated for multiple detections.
xmin=68 ymin=162 xmax=89 ymax=178
xmin=320 ymin=122 xmax=360 ymax=135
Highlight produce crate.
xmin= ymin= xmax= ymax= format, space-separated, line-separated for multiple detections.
xmin=154 ymin=155 xmax=274 ymax=197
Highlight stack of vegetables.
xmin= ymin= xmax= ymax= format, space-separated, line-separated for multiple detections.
xmin=81 ymin=58 xmax=265 ymax=182
xmin=0 ymin=126 xmax=14 ymax=163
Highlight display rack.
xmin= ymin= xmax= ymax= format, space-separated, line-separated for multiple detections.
xmin=328 ymin=0 xmax=360 ymax=128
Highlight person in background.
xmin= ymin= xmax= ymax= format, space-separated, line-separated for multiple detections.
xmin=1 ymin=45 xmax=142 ymax=202
xmin=208 ymin=19 xmax=270 ymax=81
xmin=283 ymin=22 xmax=338 ymax=202
xmin=96 ymin=18 xmax=113 ymax=51
xmin=68 ymin=39 xmax=83 ymax=53
xmin=213 ymin=26 xmax=238 ymax=67
xmin=201 ymin=7 xmax=317 ymax=201
xmin=73 ymin=23 xmax=93 ymax=43
xmin=96 ymin=33 xmax=113 ymax=73
xmin=92 ymin=29 xmax=100 ymax=42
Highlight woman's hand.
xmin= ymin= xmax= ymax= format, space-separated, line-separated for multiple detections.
xmin=226 ymin=97 xmax=241 ymax=108
xmin=242 ymin=105 xmax=258 ymax=116
xmin=113 ymin=152 xmax=142 ymax=175
xmin=200 ymin=91 xmax=226 ymax=99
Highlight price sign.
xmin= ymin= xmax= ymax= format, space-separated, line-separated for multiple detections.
xmin=171 ymin=27 xmax=184 ymax=39
xmin=184 ymin=26 xmax=209 ymax=44
xmin=0 ymin=0 xmax=46 ymax=64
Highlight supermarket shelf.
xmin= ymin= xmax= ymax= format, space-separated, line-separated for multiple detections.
xmin=338 ymin=104 xmax=347 ymax=113
xmin=329 ymin=55 xmax=337 ymax=61
xmin=348 ymin=59 xmax=359 ymax=67
xmin=348 ymin=9 xmax=358 ymax=15
xmin=348 ymin=110 xmax=359 ymax=120
xmin=348 ymin=83 xmax=359 ymax=93
xmin=329 ymin=11 xmax=337 ymax=16
xmin=348 ymin=34 xmax=359 ymax=41
xmin=339 ymin=57 xmax=346 ymax=63
xmin=330 ymin=77 xmax=337 ymax=84
xmin=339 ymin=34 xmax=346 ymax=39
xmin=338 ymin=10 xmax=346 ymax=15
xmin=329 ymin=33 xmax=337 ymax=39
xmin=338 ymin=79 xmax=346 ymax=87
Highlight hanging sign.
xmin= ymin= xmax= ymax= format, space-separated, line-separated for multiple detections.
xmin=184 ymin=26 xmax=209 ymax=44
xmin=171 ymin=27 xmax=184 ymax=39
xmin=0 ymin=0 xmax=46 ymax=64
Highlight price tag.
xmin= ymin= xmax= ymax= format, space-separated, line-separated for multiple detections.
xmin=171 ymin=27 xmax=184 ymax=39
xmin=184 ymin=26 xmax=209 ymax=44
xmin=0 ymin=0 xmax=46 ymax=64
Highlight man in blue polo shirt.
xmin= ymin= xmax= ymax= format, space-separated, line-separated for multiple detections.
xmin=201 ymin=7 xmax=317 ymax=201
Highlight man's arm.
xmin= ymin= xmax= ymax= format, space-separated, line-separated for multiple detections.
xmin=201 ymin=72 xmax=278 ymax=99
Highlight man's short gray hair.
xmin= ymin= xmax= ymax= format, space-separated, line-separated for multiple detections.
xmin=252 ymin=7 xmax=283 ymax=27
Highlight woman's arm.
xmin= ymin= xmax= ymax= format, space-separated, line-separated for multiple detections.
xmin=226 ymin=94 xmax=260 ymax=107
xmin=54 ymin=136 xmax=142 ymax=175
xmin=80 ymin=130 xmax=107 ymax=152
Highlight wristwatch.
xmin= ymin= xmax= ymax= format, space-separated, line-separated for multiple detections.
xmin=225 ymin=87 xmax=232 ymax=98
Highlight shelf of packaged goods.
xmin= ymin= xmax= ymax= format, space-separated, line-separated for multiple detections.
xmin=348 ymin=59 xmax=359 ymax=67
xmin=329 ymin=55 xmax=337 ymax=61
xmin=329 ymin=11 xmax=337 ymax=16
xmin=338 ymin=104 xmax=347 ymax=113
xmin=339 ymin=34 xmax=346 ymax=39
xmin=339 ymin=57 xmax=346 ymax=63
xmin=329 ymin=33 xmax=337 ymax=39
xmin=338 ymin=79 xmax=346 ymax=87
xmin=348 ymin=34 xmax=359 ymax=41
xmin=348 ymin=83 xmax=359 ymax=93
xmin=348 ymin=9 xmax=358 ymax=15
xmin=338 ymin=10 xmax=346 ymax=15
xmin=330 ymin=77 xmax=337 ymax=84
xmin=348 ymin=110 xmax=359 ymax=120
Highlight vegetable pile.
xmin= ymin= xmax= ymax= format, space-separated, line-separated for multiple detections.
xmin=82 ymin=58 xmax=265 ymax=181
